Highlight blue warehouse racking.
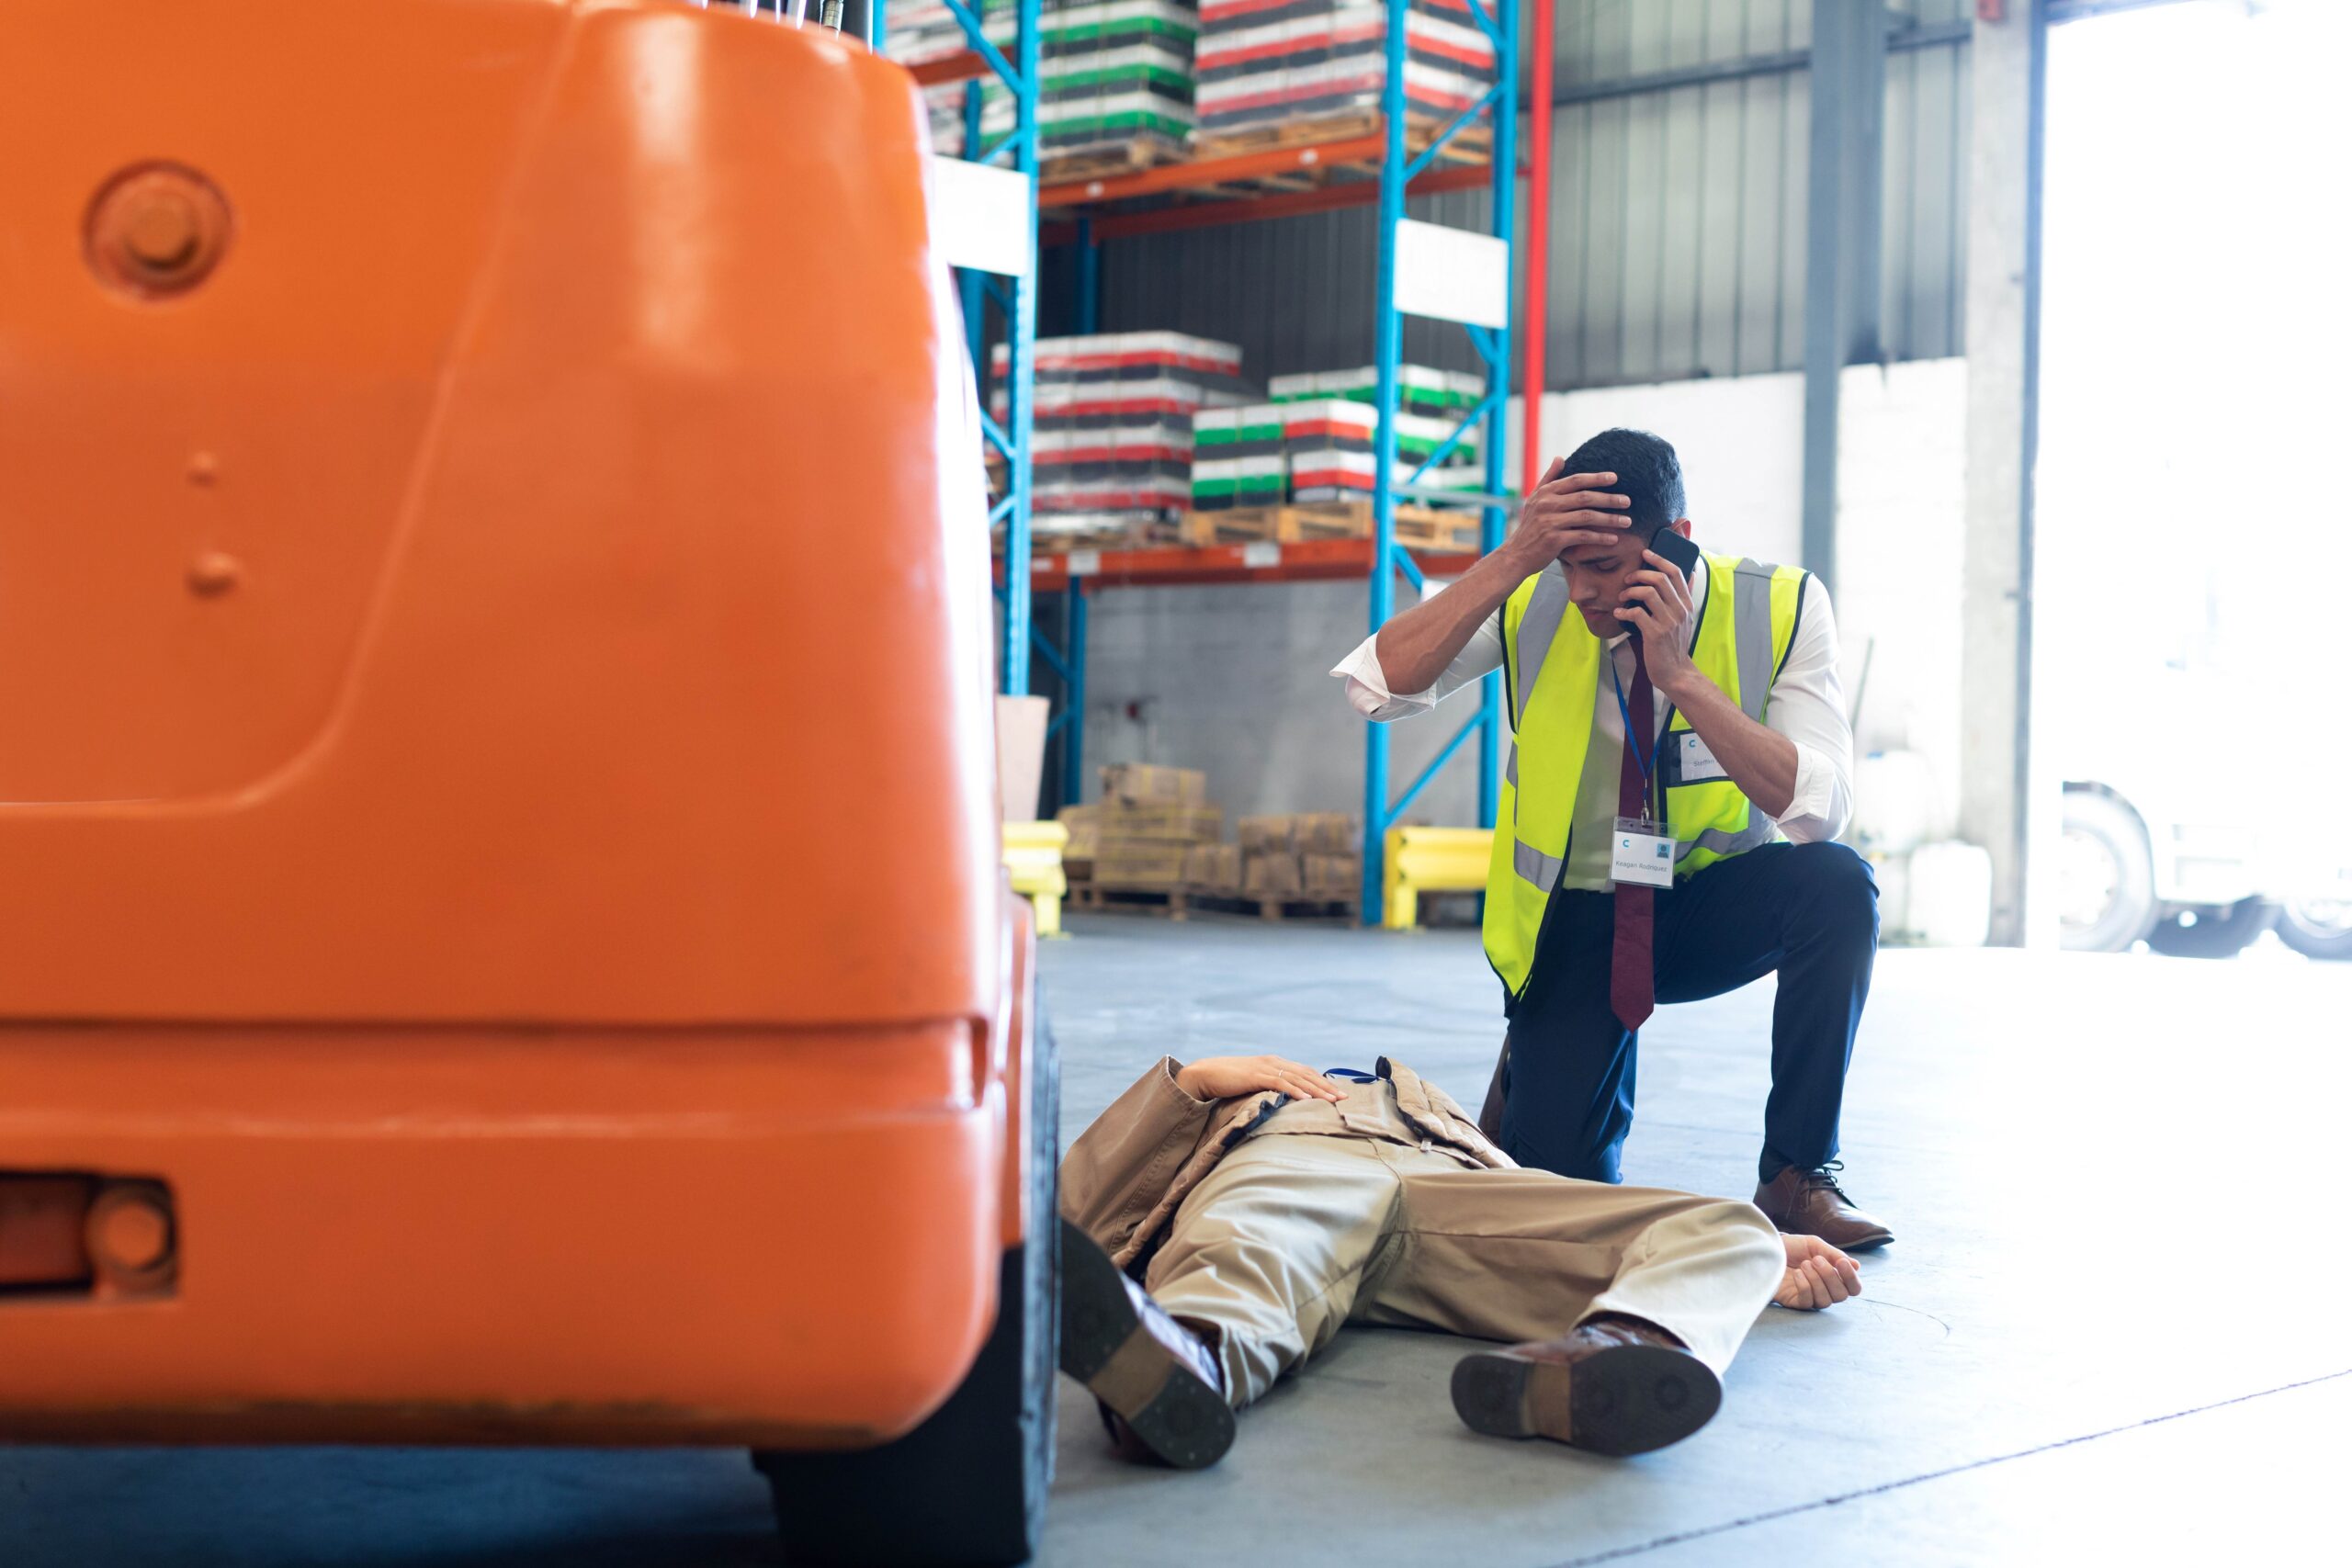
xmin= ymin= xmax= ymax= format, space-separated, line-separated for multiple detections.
xmin=893 ymin=0 xmax=1524 ymax=925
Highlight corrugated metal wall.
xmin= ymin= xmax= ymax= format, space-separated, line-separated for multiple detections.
xmin=1071 ymin=0 xmax=1972 ymax=391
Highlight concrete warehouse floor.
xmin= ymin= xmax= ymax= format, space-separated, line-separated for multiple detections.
xmin=3 ymin=922 xmax=2348 ymax=1566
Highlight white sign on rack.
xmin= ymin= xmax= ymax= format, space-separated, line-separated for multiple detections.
xmin=928 ymin=156 xmax=1035 ymax=277
xmin=1392 ymin=219 xmax=1508 ymax=330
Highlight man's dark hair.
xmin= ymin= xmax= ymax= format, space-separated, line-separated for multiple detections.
xmin=1562 ymin=427 xmax=1685 ymax=540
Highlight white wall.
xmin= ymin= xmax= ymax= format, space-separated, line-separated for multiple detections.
xmin=1076 ymin=359 xmax=1970 ymax=840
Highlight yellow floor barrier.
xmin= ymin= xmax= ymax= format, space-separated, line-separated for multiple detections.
xmin=1383 ymin=826 xmax=1492 ymax=931
xmin=1002 ymin=820 xmax=1070 ymax=938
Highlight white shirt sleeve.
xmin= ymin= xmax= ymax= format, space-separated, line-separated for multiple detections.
xmin=1329 ymin=581 xmax=1508 ymax=723
xmin=1761 ymin=581 xmax=1854 ymax=843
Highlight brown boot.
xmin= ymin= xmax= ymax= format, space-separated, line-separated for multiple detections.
xmin=1058 ymin=1218 xmax=1235 ymax=1470
xmin=1451 ymin=1314 xmax=1722 ymax=1456
xmin=1754 ymin=1162 xmax=1894 ymax=1252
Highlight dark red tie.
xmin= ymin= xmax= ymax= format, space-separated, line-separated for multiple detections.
xmin=1611 ymin=641 xmax=1657 ymax=1032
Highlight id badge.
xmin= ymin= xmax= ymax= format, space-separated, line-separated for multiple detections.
xmin=1678 ymin=732 xmax=1728 ymax=784
xmin=1611 ymin=817 xmax=1676 ymax=888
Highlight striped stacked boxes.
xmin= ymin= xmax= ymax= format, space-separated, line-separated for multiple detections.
xmin=1268 ymin=366 xmax=1484 ymax=504
xmin=990 ymin=333 xmax=1254 ymax=525
xmin=1189 ymin=404 xmax=1287 ymax=510
xmin=1193 ymin=0 xmax=1496 ymax=140
xmin=891 ymin=1 xmax=1201 ymax=164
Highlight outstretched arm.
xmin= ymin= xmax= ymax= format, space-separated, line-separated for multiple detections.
xmin=1772 ymin=1234 xmax=1863 ymax=1310
xmin=1174 ymin=1055 xmax=1346 ymax=1104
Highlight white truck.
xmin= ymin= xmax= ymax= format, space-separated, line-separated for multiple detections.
xmin=2053 ymin=671 xmax=2350 ymax=959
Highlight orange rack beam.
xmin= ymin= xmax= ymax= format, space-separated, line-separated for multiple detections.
xmin=1012 ymin=537 xmax=1482 ymax=592
xmin=1041 ymin=132 xmax=1399 ymax=208
xmin=906 ymin=51 xmax=989 ymax=87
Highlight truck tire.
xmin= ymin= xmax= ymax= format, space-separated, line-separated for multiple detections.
xmin=2278 ymin=897 xmax=2352 ymax=961
xmin=2058 ymin=790 xmax=2157 ymax=953
xmin=2143 ymin=897 xmax=2277 ymax=960
xmin=755 ymin=999 xmax=1060 ymax=1566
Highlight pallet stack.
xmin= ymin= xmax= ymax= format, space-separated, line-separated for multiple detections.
xmin=991 ymin=332 xmax=1255 ymax=548
xmin=1271 ymin=363 xmax=1483 ymax=501
xmin=1188 ymin=403 xmax=1287 ymax=511
xmin=1059 ymin=773 xmax=1362 ymax=919
xmin=1238 ymin=813 xmax=1361 ymax=904
xmin=1059 ymin=764 xmax=1222 ymax=889
xmin=1192 ymin=0 xmax=1497 ymax=145
xmin=891 ymin=0 xmax=1202 ymax=173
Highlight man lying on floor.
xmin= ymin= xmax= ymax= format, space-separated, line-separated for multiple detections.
xmin=1059 ymin=1054 xmax=1860 ymax=1468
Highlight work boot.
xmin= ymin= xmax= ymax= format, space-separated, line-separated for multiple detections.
xmin=1755 ymin=1162 xmax=1894 ymax=1252
xmin=1058 ymin=1218 xmax=1234 ymax=1470
xmin=1451 ymin=1314 xmax=1722 ymax=1456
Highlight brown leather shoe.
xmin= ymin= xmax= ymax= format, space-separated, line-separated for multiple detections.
xmin=1755 ymin=1162 xmax=1894 ymax=1251
xmin=1058 ymin=1218 xmax=1234 ymax=1470
xmin=1451 ymin=1314 xmax=1722 ymax=1456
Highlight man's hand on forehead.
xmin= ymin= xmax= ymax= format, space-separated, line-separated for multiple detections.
xmin=1502 ymin=457 xmax=1635 ymax=576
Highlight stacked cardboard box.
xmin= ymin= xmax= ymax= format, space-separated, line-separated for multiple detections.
xmin=1189 ymin=403 xmax=1288 ymax=510
xmin=991 ymin=333 xmax=1255 ymax=524
xmin=893 ymin=1 xmax=1201 ymax=164
xmin=1072 ymin=764 xmax=1223 ymax=887
xmin=1193 ymin=0 xmax=1496 ymax=140
xmin=1237 ymin=812 xmax=1361 ymax=900
xmin=1183 ymin=841 xmax=1245 ymax=890
xmin=1102 ymin=761 xmax=1209 ymax=805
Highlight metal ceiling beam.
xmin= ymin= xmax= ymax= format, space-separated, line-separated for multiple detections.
xmin=1548 ymin=18 xmax=1966 ymax=109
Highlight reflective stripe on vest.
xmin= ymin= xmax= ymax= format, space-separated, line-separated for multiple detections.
xmin=1483 ymin=551 xmax=1809 ymax=988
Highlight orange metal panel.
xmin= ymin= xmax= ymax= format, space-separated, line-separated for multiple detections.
xmin=0 ymin=0 xmax=999 ymax=1032
xmin=0 ymin=1 xmax=1025 ymax=1447
xmin=0 ymin=1021 xmax=995 ymax=1446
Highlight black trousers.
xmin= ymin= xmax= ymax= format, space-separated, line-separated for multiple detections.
xmin=1497 ymin=840 xmax=1880 ymax=1187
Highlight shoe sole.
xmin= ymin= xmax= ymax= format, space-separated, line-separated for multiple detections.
xmin=1057 ymin=1218 xmax=1235 ymax=1470
xmin=1772 ymin=1220 xmax=1895 ymax=1253
xmin=1451 ymin=1343 xmax=1722 ymax=1456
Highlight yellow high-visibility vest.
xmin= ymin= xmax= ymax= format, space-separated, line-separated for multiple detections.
xmin=1483 ymin=550 xmax=1809 ymax=996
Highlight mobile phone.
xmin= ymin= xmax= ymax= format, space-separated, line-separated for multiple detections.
xmin=1641 ymin=526 xmax=1702 ymax=583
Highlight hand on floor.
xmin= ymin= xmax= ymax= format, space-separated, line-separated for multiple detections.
xmin=1174 ymin=1055 xmax=1347 ymax=1104
xmin=1772 ymin=1233 xmax=1862 ymax=1310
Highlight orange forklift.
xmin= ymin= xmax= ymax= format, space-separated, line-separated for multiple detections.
xmin=0 ymin=2 xmax=1057 ymax=1562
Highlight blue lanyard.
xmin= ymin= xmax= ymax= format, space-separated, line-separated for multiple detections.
xmin=1609 ymin=656 xmax=1663 ymax=800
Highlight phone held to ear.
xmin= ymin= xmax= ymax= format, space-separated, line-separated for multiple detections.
xmin=1644 ymin=527 xmax=1702 ymax=582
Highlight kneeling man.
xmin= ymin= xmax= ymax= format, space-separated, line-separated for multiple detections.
xmin=1333 ymin=427 xmax=1891 ymax=1248
xmin=1058 ymin=1054 xmax=1860 ymax=1469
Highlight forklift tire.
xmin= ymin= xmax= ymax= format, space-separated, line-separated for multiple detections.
xmin=755 ymin=999 xmax=1060 ymax=1566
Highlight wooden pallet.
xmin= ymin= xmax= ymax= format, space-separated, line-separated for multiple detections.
xmin=1181 ymin=502 xmax=1484 ymax=552
xmin=1069 ymin=883 xmax=1352 ymax=922
xmin=1042 ymin=137 xmax=1191 ymax=186
xmin=1026 ymin=519 xmax=1186 ymax=555
xmin=1191 ymin=110 xmax=1492 ymax=168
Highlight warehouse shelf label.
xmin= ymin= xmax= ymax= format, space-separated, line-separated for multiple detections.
xmin=927 ymin=156 xmax=1035 ymax=277
xmin=1394 ymin=220 xmax=1509 ymax=330
xmin=1240 ymin=541 xmax=1282 ymax=568
xmin=1064 ymin=548 xmax=1101 ymax=576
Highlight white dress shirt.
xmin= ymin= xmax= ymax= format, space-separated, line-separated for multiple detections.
xmin=1330 ymin=560 xmax=1854 ymax=872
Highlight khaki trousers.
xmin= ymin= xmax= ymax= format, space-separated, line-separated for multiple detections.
xmin=1141 ymin=1085 xmax=1784 ymax=1408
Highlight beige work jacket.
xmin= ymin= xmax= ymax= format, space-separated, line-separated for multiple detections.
xmin=1060 ymin=1055 xmax=1514 ymax=1273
